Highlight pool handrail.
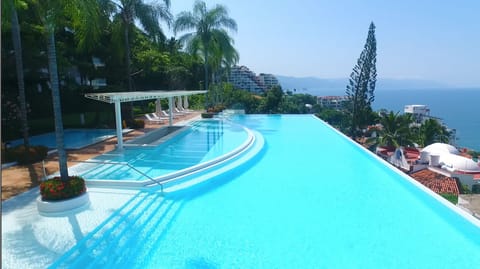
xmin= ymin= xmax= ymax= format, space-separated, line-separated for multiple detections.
xmin=67 ymin=160 xmax=164 ymax=192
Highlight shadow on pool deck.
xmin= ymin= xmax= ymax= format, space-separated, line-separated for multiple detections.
xmin=1 ymin=112 xmax=201 ymax=201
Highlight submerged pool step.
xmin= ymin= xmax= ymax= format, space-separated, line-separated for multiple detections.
xmin=73 ymin=163 xmax=130 ymax=178
xmin=79 ymin=119 xmax=249 ymax=186
xmin=49 ymin=192 xmax=152 ymax=267
xmin=154 ymin=130 xmax=265 ymax=195
xmin=102 ymin=201 xmax=184 ymax=268
xmin=80 ymin=164 xmax=141 ymax=181
xmin=50 ymin=191 xmax=178 ymax=268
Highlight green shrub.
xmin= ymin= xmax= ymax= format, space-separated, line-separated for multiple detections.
xmin=40 ymin=176 xmax=86 ymax=201
xmin=440 ymin=193 xmax=458 ymax=205
xmin=2 ymin=145 xmax=48 ymax=164
xmin=461 ymin=184 xmax=472 ymax=194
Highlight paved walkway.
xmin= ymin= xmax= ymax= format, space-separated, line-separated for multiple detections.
xmin=1 ymin=112 xmax=201 ymax=201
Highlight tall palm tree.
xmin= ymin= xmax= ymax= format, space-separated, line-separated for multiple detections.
xmin=174 ymin=0 xmax=237 ymax=95
xmin=2 ymin=0 xmax=29 ymax=147
xmin=34 ymin=0 xmax=101 ymax=181
xmin=107 ymin=0 xmax=172 ymax=92
xmin=210 ymin=33 xmax=239 ymax=84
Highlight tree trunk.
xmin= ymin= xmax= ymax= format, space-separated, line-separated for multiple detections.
xmin=11 ymin=5 xmax=29 ymax=147
xmin=124 ymin=24 xmax=133 ymax=92
xmin=204 ymin=50 xmax=209 ymax=108
xmin=123 ymin=23 xmax=134 ymax=120
xmin=204 ymin=51 xmax=209 ymax=92
xmin=46 ymin=29 xmax=69 ymax=180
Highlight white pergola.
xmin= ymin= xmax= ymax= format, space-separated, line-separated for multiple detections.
xmin=85 ymin=90 xmax=206 ymax=149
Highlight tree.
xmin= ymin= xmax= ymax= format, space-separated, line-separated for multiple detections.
xmin=417 ymin=119 xmax=450 ymax=146
xmin=315 ymin=109 xmax=350 ymax=132
xmin=34 ymin=0 xmax=101 ymax=181
xmin=174 ymin=0 xmax=238 ymax=96
xmin=2 ymin=0 xmax=30 ymax=147
xmin=108 ymin=0 xmax=172 ymax=92
xmin=209 ymin=33 xmax=239 ymax=84
xmin=345 ymin=22 xmax=377 ymax=137
xmin=258 ymin=85 xmax=284 ymax=114
xmin=374 ymin=111 xmax=414 ymax=147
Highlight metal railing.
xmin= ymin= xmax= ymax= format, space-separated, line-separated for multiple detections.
xmin=45 ymin=160 xmax=164 ymax=193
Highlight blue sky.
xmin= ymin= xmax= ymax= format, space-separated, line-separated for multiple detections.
xmin=167 ymin=0 xmax=480 ymax=87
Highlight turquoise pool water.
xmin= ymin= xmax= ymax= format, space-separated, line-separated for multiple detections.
xmin=8 ymin=129 xmax=121 ymax=150
xmin=79 ymin=120 xmax=249 ymax=181
xmin=53 ymin=115 xmax=480 ymax=268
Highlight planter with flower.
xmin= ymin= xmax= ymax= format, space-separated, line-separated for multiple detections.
xmin=37 ymin=175 xmax=90 ymax=214
xmin=202 ymin=104 xmax=226 ymax=118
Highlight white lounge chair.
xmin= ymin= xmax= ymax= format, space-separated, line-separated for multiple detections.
xmin=145 ymin=113 xmax=165 ymax=124
xmin=177 ymin=105 xmax=194 ymax=113
xmin=174 ymin=107 xmax=186 ymax=115
xmin=161 ymin=110 xmax=176 ymax=118
xmin=151 ymin=113 xmax=168 ymax=120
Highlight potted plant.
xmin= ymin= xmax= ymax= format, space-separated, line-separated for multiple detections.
xmin=37 ymin=175 xmax=90 ymax=214
xmin=40 ymin=175 xmax=86 ymax=201
xmin=202 ymin=104 xmax=226 ymax=118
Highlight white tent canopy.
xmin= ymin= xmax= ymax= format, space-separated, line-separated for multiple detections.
xmin=85 ymin=90 xmax=206 ymax=149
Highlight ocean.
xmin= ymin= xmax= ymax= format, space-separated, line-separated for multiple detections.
xmin=303 ymin=88 xmax=480 ymax=151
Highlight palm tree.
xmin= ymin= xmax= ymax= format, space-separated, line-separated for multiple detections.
xmin=418 ymin=119 xmax=450 ymax=146
xmin=374 ymin=111 xmax=414 ymax=148
xmin=2 ymin=0 xmax=29 ymax=147
xmin=174 ymin=0 xmax=237 ymax=96
xmin=34 ymin=0 xmax=101 ymax=181
xmin=107 ymin=0 xmax=172 ymax=92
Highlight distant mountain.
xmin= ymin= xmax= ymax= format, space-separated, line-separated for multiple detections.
xmin=276 ymin=75 xmax=449 ymax=93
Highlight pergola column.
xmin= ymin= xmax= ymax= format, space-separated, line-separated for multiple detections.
xmin=168 ymin=96 xmax=174 ymax=126
xmin=114 ymin=100 xmax=123 ymax=149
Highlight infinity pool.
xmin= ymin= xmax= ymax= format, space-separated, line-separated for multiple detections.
xmin=52 ymin=115 xmax=480 ymax=268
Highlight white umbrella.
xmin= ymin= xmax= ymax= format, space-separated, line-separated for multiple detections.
xmin=155 ymin=98 xmax=162 ymax=115
xmin=176 ymin=96 xmax=183 ymax=110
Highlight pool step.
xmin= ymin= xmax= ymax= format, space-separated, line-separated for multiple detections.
xmin=154 ymin=130 xmax=265 ymax=195
xmin=49 ymin=190 xmax=178 ymax=268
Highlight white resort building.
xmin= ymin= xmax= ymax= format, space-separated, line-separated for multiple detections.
xmin=404 ymin=104 xmax=457 ymax=144
xmin=404 ymin=104 xmax=431 ymax=123
xmin=229 ymin=66 xmax=279 ymax=94
xmin=317 ymin=96 xmax=348 ymax=110
xmin=258 ymin=73 xmax=280 ymax=90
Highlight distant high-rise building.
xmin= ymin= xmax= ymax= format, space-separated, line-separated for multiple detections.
xmin=258 ymin=73 xmax=280 ymax=90
xmin=229 ymin=66 xmax=279 ymax=93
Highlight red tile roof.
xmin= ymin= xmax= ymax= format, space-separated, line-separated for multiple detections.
xmin=409 ymin=169 xmax=459 ymax=195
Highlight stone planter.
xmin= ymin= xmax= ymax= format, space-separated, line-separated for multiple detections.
xmin=37 ymin=192 xmax=90 ymax=215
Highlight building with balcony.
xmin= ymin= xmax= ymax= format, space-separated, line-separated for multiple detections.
xmin=229 ymin=66 xmax=279 ymax=94
xmin=317 ymin=96 xmax=348 ymax=110
xmin=258 ymin=73 xmax=280 ymax=90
